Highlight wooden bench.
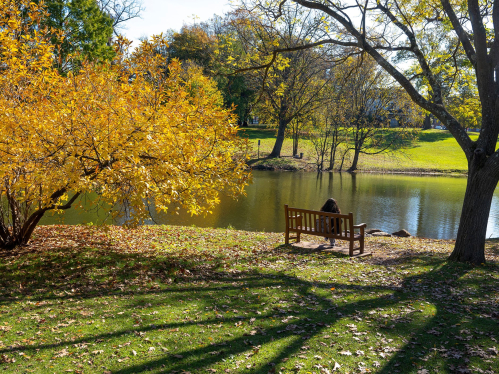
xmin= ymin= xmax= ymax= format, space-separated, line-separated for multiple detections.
xmin=284 ymin=204 xmax=366 ymax=256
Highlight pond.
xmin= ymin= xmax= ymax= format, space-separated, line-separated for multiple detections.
xmin=41 ymin=171 xmax=499 ymax=239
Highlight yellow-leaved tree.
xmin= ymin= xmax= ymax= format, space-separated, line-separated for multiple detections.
xmin=0 ymin=0 xmax=249 ymax=250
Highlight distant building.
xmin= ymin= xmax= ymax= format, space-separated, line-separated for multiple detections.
xmin=249 ymin=116 xmax=259 ymax=125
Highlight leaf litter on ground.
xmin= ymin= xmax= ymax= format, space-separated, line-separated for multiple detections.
xmin=0 ymin=225 xmax=497 ymax=373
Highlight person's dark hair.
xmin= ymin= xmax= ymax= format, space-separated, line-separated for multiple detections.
xmin=320 ymin=198 xmax=341 ymax=214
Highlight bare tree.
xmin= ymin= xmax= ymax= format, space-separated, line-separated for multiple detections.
xmin=309 ymin=114 xmax=330 ymax=171
xmin=308 ymin=94 xmax=347 ymax=171
xmin=289 ymin=117 xmax=304 ymax=157
xmin=97 ymin=0 xmax=144 ymax=35
xmin=326 ymin=106 xmax=346 ymax=171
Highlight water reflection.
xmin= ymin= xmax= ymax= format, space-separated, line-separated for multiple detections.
xmin=41 ymin=171 xmax=499 ymax=239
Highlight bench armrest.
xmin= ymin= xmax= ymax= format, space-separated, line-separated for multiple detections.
xmin=353 ymin=223 xmax=366 ymax=236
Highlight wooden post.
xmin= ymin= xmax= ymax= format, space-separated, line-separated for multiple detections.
xmin=349 ymin=213 xmax=354 ymax=238
xmin=349 ymin=213 xmax=354 ymax=255
xmin=296 ymin=215 xmax=301 ymax=243
xmin=284 ymin=204 xmax=289 ymax=244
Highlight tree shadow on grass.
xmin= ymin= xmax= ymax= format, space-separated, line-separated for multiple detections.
xmin=383 ymin=129 xmax=454 ymax=152
xmin=114 ymin=262 xmax=497 ymax=373
xmin=0 ymin=240 xmax=498 ymax=373
xmin=238 ymin=127 xmax=276 ymax=140
xmin=417 ymin=131 xmax=455 ymax=143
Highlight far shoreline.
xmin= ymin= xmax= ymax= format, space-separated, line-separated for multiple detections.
xmin=249 ymin=162 xmax=468 ymax=177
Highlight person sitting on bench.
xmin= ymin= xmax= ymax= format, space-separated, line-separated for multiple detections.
xmin=318 ymin=198 xmax=342 ymax=247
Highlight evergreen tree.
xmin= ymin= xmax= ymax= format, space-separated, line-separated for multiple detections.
xmin=41 ymin=0 xmax=114 ymax=71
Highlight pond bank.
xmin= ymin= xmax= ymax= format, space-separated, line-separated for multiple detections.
xmin=248 ymin=156 xmax=468 ymax=176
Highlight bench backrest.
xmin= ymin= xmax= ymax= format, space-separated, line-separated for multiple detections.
xmin=285 ymin=205 xmax=354 ymax=239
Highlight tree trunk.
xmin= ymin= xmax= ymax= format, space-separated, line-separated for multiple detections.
xmin=328 ymin=143 xmax=337 ymax=170
xmin=423 ymin=114 xmax=432 ymax=130
xmin=339 ymin=148 xmax=349 ymax=172
xmin=293 ymin=130 xmax=298 ymax=156
xmin=269 ymin=118 xmax=288 ymax=158
xmin=0 ymin=188 xmax=77 ymax=251
xmin=0 ymin=209 xmax=47 ymax=250
xmin=347 ymin=148 xmax=360 ymax=172
xmin=318 ymin=143 xmax=325 ymax=171
xmin=449 ymin=165 xmax=498 ymax=264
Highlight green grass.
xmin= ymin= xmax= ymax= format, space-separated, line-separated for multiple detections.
xmin=1 ymin=225 xmax=498 ymax=373
xmin=374 ymin=131 xmax=479 ymax=173
xmin=239 ymin=127 xmax=481 ymax=173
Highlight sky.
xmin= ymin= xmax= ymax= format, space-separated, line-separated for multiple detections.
xmin=122 ymin=0 xmax=233 ymax=45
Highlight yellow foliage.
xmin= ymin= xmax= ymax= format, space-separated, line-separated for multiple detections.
xmin=0 ymin=0 xmax=249 ymax=246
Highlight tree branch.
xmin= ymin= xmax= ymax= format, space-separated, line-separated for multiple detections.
xmin=468 ymin=0 xmax=488 ymax=63
xmin=231 ymin=38 xmax=358 ymax=75
xmin=440 ymin=0 xmax=477 ymax=66
xmin=375 ymin=1 xmax=443 ymax=105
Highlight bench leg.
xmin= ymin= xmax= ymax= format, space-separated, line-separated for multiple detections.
xmin=297 ymin=232 xmax=301 ymax=243
xmin=359 ymin=236 xmax=364 ymax=254
xmin=285 ymin=229 xmax=289 ymax=245
xmin=349 ymin=240 xmax=354 ymax=256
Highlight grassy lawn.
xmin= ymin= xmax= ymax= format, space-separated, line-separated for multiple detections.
xmin=1 ymin=225 xmax=498 ymax=373
xmin=239 ymin=128 xmax=480 ymax=173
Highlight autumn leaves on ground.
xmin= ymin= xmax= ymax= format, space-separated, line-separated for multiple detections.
xmin=0 ymin=225 xmax=498 ymax=374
